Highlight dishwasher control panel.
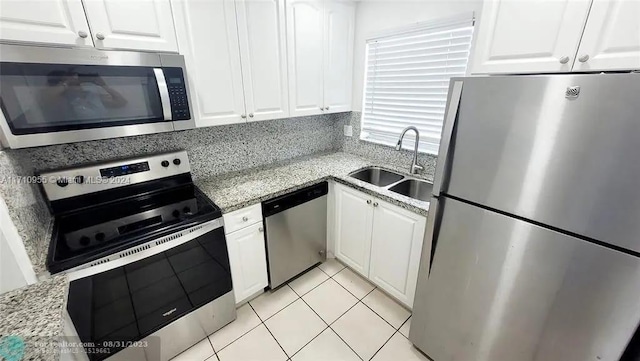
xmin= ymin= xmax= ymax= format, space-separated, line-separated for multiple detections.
xmin=262 ymin=182 xmax=328 ymax=217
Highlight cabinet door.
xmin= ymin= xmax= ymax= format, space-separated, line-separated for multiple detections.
xmin=286 ymin=0 xmax=325 ymax=117
xmin=323 ymin=1 xmax=354 ymax=114
xmin=226 ymin=222 xmax=269 ymax=304
xmin=573 ymin=0 xmax=640 ymax=72
xmin=470 ymin=0 xmax=591 ymax=74
xmin=172 ymin=0 xmax=247 ymax=127
xmin=0 ymin=0 xmax=92 ymax=47
xmin=82 ymin=0 xmax=178 ymax=52
xmin=333 ymin=183 xmax=374 ymax=276
xmin=236 ymin=0 xmax=289 ymax=122
xmin=369 ymin=199 xmax=426 ymax=308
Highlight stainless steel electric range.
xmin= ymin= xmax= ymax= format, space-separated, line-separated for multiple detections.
xmin=40 ymin=151 xmax=236 ymax=361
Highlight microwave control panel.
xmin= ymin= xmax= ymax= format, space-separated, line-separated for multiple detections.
xmin=164 ymin=67 xmax=191 ymax=120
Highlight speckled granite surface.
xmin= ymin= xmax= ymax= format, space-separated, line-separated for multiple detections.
xmin=196 ymin=151 xmax=431 ymax=216
xmin=0 ymin=150 xmax=52 ymax=275
xmin=0 ymin=275 xmax=68 ymax=361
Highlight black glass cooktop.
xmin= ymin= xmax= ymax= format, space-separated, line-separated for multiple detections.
xmin=47 ymin=182 xmax=221 ymax=274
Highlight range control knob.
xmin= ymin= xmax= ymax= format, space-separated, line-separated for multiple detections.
xmin=56 ymin=178 xmax=69 ymax=187
xmin=183 ymin=206 xmax=191 ymax=215
xmin=74 ymin=175 xmax=85 ymax=184
xmin=95 ymin=232 xmax=105 ymax=242
xmin=79 ymin=236 xmax=90 ymax=246
xmin=173 ymin=158 xmax=181 ymax=166
xmin=161 ymin=160 xmax=170 ymax=167
xmin=172 ymin=209 xmax=180 ymax=218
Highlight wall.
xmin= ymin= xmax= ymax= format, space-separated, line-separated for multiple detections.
xmin=335 ymin=112 xmax=437 ymax=181
xmin=1 ymin=229 xmax=28 ymax=294
xmin=351 ymin=0 xmax=484 ymax=110
xmin=0 ymin=114 xmax=340 ymax=273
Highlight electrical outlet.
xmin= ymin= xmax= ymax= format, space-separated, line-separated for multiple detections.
xmin=344 ymin=125 xmax=353 ymax=137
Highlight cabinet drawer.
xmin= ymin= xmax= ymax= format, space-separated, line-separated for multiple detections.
xmin=223 ymin=204 xmax=263 ymax=234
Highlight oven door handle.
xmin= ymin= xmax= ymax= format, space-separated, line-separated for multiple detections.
xmin=154 ymin=68 xmax=172 ymax=121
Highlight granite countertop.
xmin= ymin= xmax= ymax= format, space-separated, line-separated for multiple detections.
xmin=0 ymin=274 xmax=69 ymax=361
xmin=196 ymin=151 xmax=431 ymax=216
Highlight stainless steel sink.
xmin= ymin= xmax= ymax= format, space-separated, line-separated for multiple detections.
xmin=389 ymin=179 xmax=433 ymax=202
xmin=349 ymin=167 xmax=404 ymax=187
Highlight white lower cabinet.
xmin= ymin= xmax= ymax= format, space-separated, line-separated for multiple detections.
xmin=333 ymin=183 xmax=374 ymax=276
xmin=369 ymin=199 xmax=426 ymax=307
xmin=332 ymin=182 xmax=426 ymax=308
xmin=223 ymin=208 xmax=268 ymax=305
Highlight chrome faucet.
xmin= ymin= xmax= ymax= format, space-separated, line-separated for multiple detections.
xmin=395 ymin=126 xmax=424 ymax=174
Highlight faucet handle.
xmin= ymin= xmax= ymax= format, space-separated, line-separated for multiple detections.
xmin=412 ymin=164 xmax=424 ymax=174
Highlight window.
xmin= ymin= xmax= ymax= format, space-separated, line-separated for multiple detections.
xmin=361 ymin=14 xmax=474 ymax=154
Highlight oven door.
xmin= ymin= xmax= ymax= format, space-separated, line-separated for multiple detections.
xmin=66 ymin=223 xmax=233 ymax=361
xmin=0 ymin=45 xmax=193 ymax=148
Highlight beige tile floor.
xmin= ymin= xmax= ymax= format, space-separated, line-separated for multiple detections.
xmin=170 ymin=258 xmax=429 ymax=361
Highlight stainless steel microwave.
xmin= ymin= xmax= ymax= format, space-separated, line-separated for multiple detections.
xmin=0 ymin=44 xmax=194 ymax=149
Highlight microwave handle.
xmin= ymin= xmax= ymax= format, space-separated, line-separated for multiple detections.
xmin=153 ymin=68 xmax=172 ymax=121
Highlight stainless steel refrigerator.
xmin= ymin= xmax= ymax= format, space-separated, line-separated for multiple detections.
xmin=409 ymin=74 xmax=640 ymax=361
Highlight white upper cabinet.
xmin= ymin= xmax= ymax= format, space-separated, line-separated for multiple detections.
xmin=236 ymin=0 xmax=289 ymax=122
xmin=333 ymin=183 xmax=374 ymax=276
xmin=573 ymin=0 xmax=640 ymax=72
xmin=471 ymin=0 xmax=591 ymax=74
xmin=173 ymin=0 xmax=246 ymax=127
xmin=286 ymin=0 xmax=325 ymax=117
xmin=175 ymin=0 xmax=290 ymax=127
xmin=82 ymin=0 xmax=178 ymax=52
xmin=0 ymin=0 xmax=93 ymax=47
xmin=323 ymin=1 xmax=355 ymax=114
xmin=369 ymin=200 xmax=426 ymax=308
xmin=286 ymin=0 xmax=355 ymax=117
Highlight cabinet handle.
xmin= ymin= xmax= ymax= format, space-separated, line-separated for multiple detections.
xmin=249 ymin=113 xmax=254 ymax=118
xmin=241 ymin=114 xmax=247 ymax=119
xmin=559 ymin=56 xmax=570 ymax=64
xmin=258 ymin=227 xmax=264 ymax=232
xmin=325 ymin=107 xmax=330 ymax=110
xmin=96 ymin=32 xmax=105 ymax=40
xmin=319 ymin=107 xmax=324 ymax=111
xmin=366 ymin=200 xmax=372 ymax=205
xmin=373 ymin=202 xmax=379 ymax=207
xmin=242 ymin=216 xmax=248 ymax=222
xmin=78 ymin=31 xmax=88 ymax=39
xmin=578 ymin=54 xmax=590 ymax=63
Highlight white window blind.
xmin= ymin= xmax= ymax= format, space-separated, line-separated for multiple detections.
xmin=361 ymin=15 xmax=474 ymax=155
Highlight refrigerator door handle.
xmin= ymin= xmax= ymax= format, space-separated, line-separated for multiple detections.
xmin=424 ymin=196 xmax=440 ymax=273
xmin=433 ymin=80 xmax=463 ymax=196
xmin=409 ymin=195 xmax=442 ymax=344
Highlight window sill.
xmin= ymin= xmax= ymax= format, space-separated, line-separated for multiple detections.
xmin=358 ymin=136 xmax=438 ymax=156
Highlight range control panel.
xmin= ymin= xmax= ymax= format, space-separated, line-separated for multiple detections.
xmin=39 ymin=151 xmax=191 ymax=202
xmin=164 ymin=67 xmax=191 ymax=120
xmin=100 ymin=161 xmax=150 ymax=178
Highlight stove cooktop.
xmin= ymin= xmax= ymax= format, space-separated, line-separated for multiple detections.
xmin=40 ymin=151 xmax=222 ymax=274
xmin=47 ymin=183 xmax=221 ymax=274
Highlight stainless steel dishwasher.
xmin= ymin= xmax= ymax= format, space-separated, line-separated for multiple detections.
xmin=262 ymin=182 xmax=327 ymax=288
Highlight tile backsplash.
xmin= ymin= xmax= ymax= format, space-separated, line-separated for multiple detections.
xmin=8 ymin=114 xmax=341 ymax=180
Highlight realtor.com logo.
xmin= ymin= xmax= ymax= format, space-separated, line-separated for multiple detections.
xmin=0 ymin=335 xmax=25 ymax=361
